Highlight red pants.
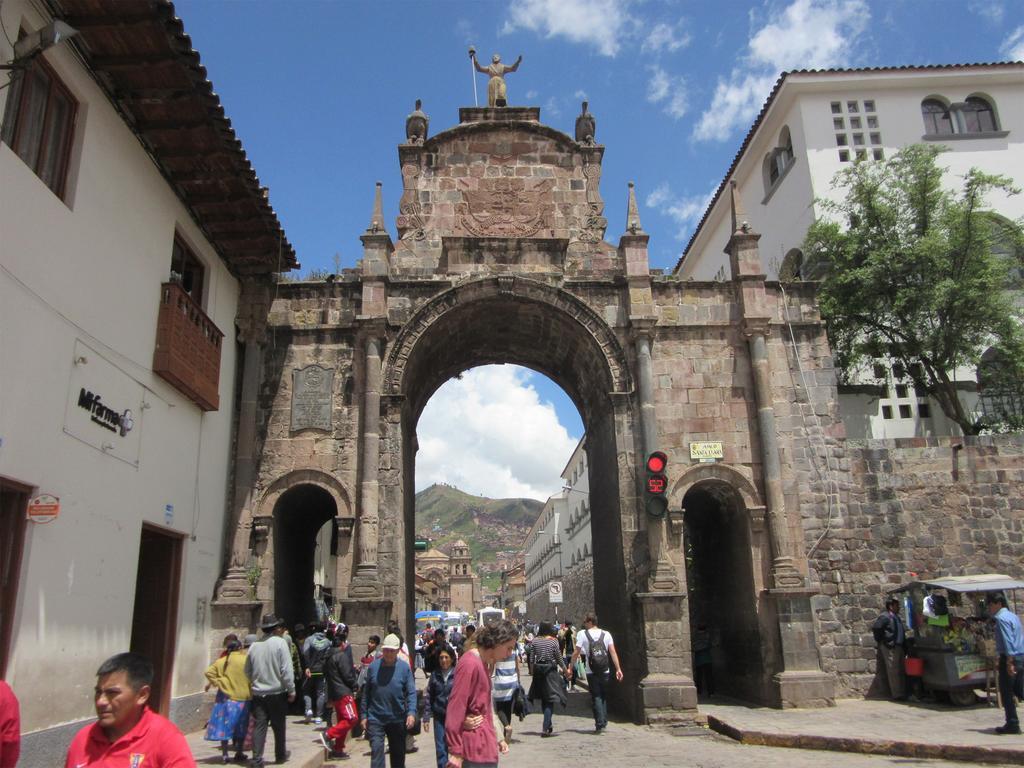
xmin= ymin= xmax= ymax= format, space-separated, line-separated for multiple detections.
xmin=326 ymin=696 xmax=358 ymax=751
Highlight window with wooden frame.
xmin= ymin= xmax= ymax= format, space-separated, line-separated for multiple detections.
xmin=1 ymin=54 xmax=77 ymax=198
xmin=169 ymin=235 xmax=206 ymax=304
xmin=921 ymin=98 xmax=954 ymax=136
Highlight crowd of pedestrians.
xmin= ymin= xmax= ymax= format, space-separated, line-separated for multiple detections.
xmin=199 ymin=614 xmax=360 ymax=766
xmin=3 ymin=611 xmax=623 ymax=768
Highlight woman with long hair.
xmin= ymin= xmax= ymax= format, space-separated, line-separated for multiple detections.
xmin=526 ymin=622 xmax=566 ymax=737
xmin=445 ymin=620 xmax=518 ymax=768
xmin=204 ymin=635 xmax=252 ymax=763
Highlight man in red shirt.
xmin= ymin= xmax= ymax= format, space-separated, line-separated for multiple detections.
xmin=0 ymin=680 xmax=19 ymax=768
xmin=65 ymin=652 xmax=195 ymax=767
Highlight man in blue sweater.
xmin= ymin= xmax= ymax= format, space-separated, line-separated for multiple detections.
xmin=359 ymin=633 xmax=417 ymax=768
xmin=987 ymin=592 xmax=1024 ymax=735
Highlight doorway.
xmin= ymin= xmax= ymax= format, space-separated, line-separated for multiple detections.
xmin=272 ymin=484 xmax=337 ymax=629
xmin=683 ymin=482 xmax=764 ymax=701
xmin=0 ymin=479 xmax=30 ymax=679
xmin=129 ymin=524 xmax=184 ymax=714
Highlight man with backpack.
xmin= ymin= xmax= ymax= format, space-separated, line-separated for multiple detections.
xmin=302 ymin=623 xmax=334 ymax=724
xmin=872 ymin=597 xmax=907 ymax=700
xmin=568 ymin=613 xmax=623 ymax=733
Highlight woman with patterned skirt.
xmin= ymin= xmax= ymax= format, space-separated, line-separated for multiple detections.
xmin=205 ymin=636 xmax=253 ymax=763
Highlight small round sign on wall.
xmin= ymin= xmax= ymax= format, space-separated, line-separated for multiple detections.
xmin=27 ymin=494 xmax=60 ymax=524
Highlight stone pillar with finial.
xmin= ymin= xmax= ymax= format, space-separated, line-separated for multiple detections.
xmin=725 ymin=180 xmax=835 ymax=707
xmin=725 ymin=180 xmax=801 ymax=589
xmin=349 ymin=182 xmax=393 ymax=599
xmin=620 ymin=181 xmax=678 ymax=592
xmin=619 ymin=183 xmax=698 ymax=718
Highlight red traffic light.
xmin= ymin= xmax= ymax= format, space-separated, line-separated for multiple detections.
xmin=646 ymin=451 xmax=667 ymax=474
xmin=646 ymin=474 xmax=667 ymax=495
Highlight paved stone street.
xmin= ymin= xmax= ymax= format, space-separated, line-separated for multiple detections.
xmin=186 ymin=676 xmax=1023 ymax=768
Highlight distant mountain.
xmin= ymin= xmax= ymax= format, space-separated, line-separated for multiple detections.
xmin=414 ymin=484 xmax=543 ymax=584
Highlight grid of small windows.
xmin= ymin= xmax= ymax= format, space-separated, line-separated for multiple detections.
xmin=875 ymin=361 xmax=933 ymax=421
xmin=833 ymin=99 xmax=883 ymax=162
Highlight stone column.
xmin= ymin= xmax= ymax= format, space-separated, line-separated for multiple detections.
xmin=213 ymin=278 xmax=271 ymax=635
xmin=725 ymin=181 xmax=834 ymax=707
xmin=634 ymin=325 xmax=679 ymax=593
xmin=746 ymin=325 xmax=802 ymax=588
xmin=355 ymin=334 xmax=382 ymax=579
xmin=635 ymin=331 xmax=658 ymax=454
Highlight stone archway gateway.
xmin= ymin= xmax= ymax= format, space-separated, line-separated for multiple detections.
xmin=212 ymin=102 xmax=837 ymax=721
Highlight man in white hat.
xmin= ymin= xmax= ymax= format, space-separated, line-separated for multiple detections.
xmin=359 ymin=633 xmax=417 ymax=768
xmin=245 ymin=615 xmax=296 ymax=767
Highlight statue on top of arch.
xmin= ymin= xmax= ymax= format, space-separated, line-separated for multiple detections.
xmin=471 ymin=48 xmax=523 ymax=107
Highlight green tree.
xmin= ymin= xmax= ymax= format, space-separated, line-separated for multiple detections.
xmin=803 ymin=144 xmax=1024 ymax=435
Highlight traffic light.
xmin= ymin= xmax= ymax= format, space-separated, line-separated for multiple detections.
xmin=645 ymin=451 xmax=668 ymax=517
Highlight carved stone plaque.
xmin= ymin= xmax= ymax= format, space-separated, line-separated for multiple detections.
xmin=291 ymin=364 xmax=334 ymax=432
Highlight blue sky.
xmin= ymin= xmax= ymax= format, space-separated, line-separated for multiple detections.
xmin=173 ymin=0 xmax=1023 ymax=499
xmin=176 ymin=0 xmax=1023 ymax=274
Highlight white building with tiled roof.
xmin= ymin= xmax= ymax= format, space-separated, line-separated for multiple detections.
xmin=1 ymin=0 xmax=295 ymax=754
xmin=676 ymin=63 xmax=1024 ymax=439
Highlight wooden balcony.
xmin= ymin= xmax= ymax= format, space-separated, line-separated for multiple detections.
xmin=153 ymin=282 xmax=223 ymax=411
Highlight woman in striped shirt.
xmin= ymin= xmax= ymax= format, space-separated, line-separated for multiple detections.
xmin=526 ymin=623 xmax=566 ymax=736
xmin=491 ymin=649 xmax=519 ymax=742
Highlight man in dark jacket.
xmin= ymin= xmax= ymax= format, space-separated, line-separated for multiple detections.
xmin=422 ymin=629 xmax=448 ymax=676
xmin=873 ymin=598 xmax=907 ymax=700
xmin=302 ymin=624 xmax=333 ymax=724
xmin=321 ymin=629 xmax=359 ymax=759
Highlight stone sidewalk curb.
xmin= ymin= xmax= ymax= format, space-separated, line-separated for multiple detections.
xmin=706 ymin=715 xmax=1023 ymax=766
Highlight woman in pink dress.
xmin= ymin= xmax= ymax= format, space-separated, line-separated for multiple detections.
xmin=444 ymin=620 xmax=518 ymax=768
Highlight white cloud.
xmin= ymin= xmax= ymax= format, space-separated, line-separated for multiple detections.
xmin=645 ymin=182 xmax=717 ymax=240
xmin=694 ymin=0 xmax=869 ymax=142
xmin=646 ymin=66 xmax=688 ymax=119
xmin=1001 ymin=26 xmax=1024 ymax=61
xmin=969 ymin=1 xmax=1003 ymax=24
xmin=454 ymin=18 xmax=477 ymax=43
xmin=544 ymin=96 xmax=562 ymax=117
xmin=642 ymin=21 xmax=691 ymax=54
xmin=748 ymin=0 xmax=868 ymax=71
xmin=647 ymin=68 xmax=670 ymax=102
xmin=645 ymin=182 xmax=672 ymax=209
xmin=503 ymin=0 xmax=637 ymax=57
xmin=416 ymin=366 xmax=578 ymax=501
xmin=692 ymin=72 xmax=775 ymax=142
xmin=574 ymin=89 xmax=588 ymax=100
xmin=526 ymin=89 xmax=539 ymax=99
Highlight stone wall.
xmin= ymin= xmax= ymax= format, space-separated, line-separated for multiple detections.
xmin=562 ymin=559 xmax=595 ymax=626
xmin=805 ymin=435 xmax=1024 ymax=697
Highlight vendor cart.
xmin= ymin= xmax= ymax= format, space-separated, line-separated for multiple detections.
xmin=889 ymin=574 xmax=1024 ymax=706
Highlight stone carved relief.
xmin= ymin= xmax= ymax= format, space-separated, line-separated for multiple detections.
xmin=382 ymin=277 xmax=632 ymax=396
xmin=398 ymin=203 xmax=427 ymax=241
xmin=458 ymin=180 xmax=549 ymax=237
xmin=397 ymin=163 xmax=428 ymax=241
xmin=576 ymin=202 xmax=608 ymax=244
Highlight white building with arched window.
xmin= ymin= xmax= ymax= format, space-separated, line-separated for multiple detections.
xmin=677 ymin=63 xmax=1024 ymax=439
